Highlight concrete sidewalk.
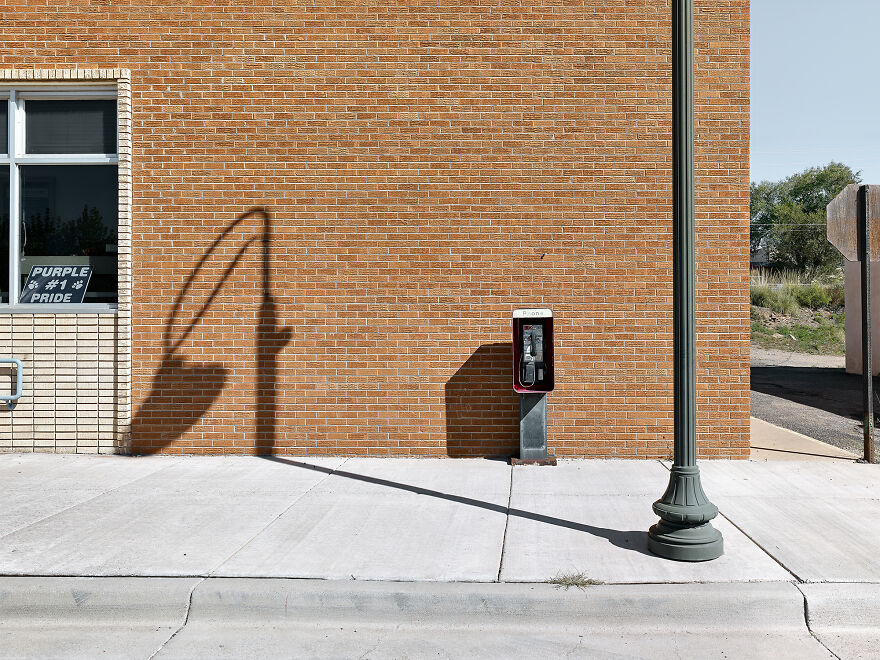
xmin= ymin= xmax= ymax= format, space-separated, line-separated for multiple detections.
xmin=750 ymin=417 xmax=860 ymax=462
xmin=0 ymin=453 xmax=878 ymax=658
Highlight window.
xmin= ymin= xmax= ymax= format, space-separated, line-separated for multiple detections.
xmin=1 ymin=89 xmax=118 ymax=310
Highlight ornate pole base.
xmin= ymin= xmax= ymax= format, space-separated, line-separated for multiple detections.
xmin=648 ymin=465 xmax=723 ymax=561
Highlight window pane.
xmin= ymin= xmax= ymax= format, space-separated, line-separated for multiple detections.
xmin=1 ymin=168 xmax=8 ymax=303
xmin=25 ymin=100 xmax=116 ymax=154
xmin=20 ymin=165 xmax=117 ymax=303
xmin=0 ymin=102 xmax=7 ymax=154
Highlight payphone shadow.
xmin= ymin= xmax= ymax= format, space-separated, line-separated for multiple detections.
xmin=444 ymin=343 xmax=519 ymax=458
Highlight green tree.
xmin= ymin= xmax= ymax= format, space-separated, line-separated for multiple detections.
xmin=751 ymin=162 xmax=860 ymax=273
xmin=768 ymin=203 xmax=842 ymax=273
xmin=24 ymin=205 xmax=112 ymax=258
xmin=65 ymin=205 xmax=112 ymax=256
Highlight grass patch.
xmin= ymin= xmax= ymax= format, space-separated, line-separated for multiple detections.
xmin=750 ymin=268 xmax=843 ymax=313
xmin=750 ymin=283 xmax=799 ymax=314
xmin=750 ymin=267 xmax=845 ymax=355
xmin=547 ymin=572 xmax=605 ymax=590
xmin=750 ymin=312 xmax=845 ymax=355
xmin=827 ymin=282 xmax=845 ymax=308
xmin=791 ymin=282 xmax=832 ymax=309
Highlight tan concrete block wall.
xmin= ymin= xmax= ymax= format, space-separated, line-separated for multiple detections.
xmin=2 ymin=1 xmax=750 ymax=458
xmin=0 ymin=315 xmax=124 ymax=453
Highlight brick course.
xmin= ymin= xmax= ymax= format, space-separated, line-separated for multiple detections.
xmin=2 ymin=0 xmax=750 ymax=458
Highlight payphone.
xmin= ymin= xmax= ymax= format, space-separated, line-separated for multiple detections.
xmin=512 ymin=308 xmax=555 ymax=464
xmin=513 ymin=309 xmax=554 ymax=393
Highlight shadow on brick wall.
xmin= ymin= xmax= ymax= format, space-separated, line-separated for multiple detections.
xmin=131 ymin=207 xmax=291 ymax=454
xmin=444 ymin=343 xmax=518 ymax=458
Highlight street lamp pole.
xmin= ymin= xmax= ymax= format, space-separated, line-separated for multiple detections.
xmin=648 ymin=0 xmax=723 ymax=561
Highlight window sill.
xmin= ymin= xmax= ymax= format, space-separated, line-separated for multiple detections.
xmin=0 ymin=303 xmax=118 ymax=314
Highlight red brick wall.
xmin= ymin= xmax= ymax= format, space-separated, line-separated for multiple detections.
xmin=3 ymin=0 xmax=751 ymax=458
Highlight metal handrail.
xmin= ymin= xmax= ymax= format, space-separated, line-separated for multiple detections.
xmin=1 ymin=359 xmax=23 ymax=410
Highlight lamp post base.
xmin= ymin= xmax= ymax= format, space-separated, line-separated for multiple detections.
xmin=648 ymin=520 xmax=723 ymax=562
xmin=649 ymin=464 xmax=723 ymax=561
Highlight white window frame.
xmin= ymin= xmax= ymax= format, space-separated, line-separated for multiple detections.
xmin=1 ymin=86 xmax=119 ymax=313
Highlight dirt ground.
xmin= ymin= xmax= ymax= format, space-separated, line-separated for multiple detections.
xmin=751 ymin=306 xmax=840 ymax=333
xmin=750 ymin=346 xmax=844 ymax=369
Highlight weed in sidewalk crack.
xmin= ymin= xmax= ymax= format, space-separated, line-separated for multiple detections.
xmin=547 ymin=572 xmax=604 ymax=590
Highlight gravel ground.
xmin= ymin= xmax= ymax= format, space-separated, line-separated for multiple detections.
xmin=750 ymin=347 xmax=845 ymax=370
xmin=750 ymin=347 xmax=865 ymax=455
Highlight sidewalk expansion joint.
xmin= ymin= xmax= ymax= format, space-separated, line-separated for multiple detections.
xmin=495 ymin=464 xmax=514 ymax=583
xmin=794 ymin=582 xmax=843 ymax=660
xmin=206 ymin=457 xmax=352 ymax=577
xmin=0 ymin=458 xmax=183 ymax=541
xmin=655 ymin=459 xmax=805 ymax=583
xmin=716 ymin=509 xmax=804 ymax=583
xmin=148 ymin=576 xmax=205 ymax=660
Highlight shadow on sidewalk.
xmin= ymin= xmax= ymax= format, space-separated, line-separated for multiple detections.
xmin=261 ymin=455 xmax=652 ymax=557
xmin=751 ymin=365 xmax=879 ymax=421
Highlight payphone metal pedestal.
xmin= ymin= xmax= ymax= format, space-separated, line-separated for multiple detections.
xmin=511 ymin=393 xmax=557 ymax=466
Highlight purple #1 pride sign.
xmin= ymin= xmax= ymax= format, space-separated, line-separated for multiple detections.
xmin=19 ymin=265 xmax=92 ymax=304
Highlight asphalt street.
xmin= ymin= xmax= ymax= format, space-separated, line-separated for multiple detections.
xmin=750 ymin=348 xmax=868 ymax=454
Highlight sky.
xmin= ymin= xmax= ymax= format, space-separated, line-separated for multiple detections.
xmin=751 ymin=0 xmax=880 ymax=184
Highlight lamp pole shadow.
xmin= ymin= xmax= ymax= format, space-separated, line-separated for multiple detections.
xmin=132 ymin=207 xmax=291 ymax=454
xmin=262 ymin=455 xmax=654 ymax=557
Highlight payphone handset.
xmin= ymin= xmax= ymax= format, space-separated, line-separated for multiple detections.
xmin=520 ymin=323 xmax=545 ymax=387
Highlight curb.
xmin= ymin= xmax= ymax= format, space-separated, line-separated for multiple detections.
xmin=800 ymin=583 xmax=880 ymax=659
xmin=0 ymin=577 xmax=198 ymax=625
xmin=0 ymin=577 xmax=816 ymax=631
xmin=0 ymin=577 xmax=199 ymax=660
xmin=801 ymin=582 xmax=880 ymax=627
xmin=184 ymin=579 xmax=808 ymax=631
xmin=0 ymin=577 xmax=835 ymax=660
